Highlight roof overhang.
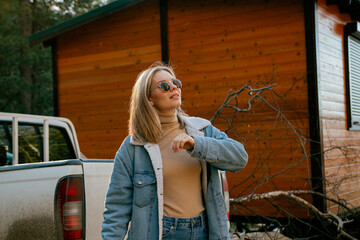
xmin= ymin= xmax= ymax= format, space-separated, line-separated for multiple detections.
xmin=326 ymin=0 xmax=360 ymax=20
xmin=29 ymin=0 xmax=145 ymax=46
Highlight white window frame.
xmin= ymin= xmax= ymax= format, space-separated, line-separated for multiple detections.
xmin=345 ymin=22 xmax=360 ymax=130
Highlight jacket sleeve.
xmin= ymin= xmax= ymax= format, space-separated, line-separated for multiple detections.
xmin=189 ymin=125 xmax=248 ymax=172
xmin=102 ymin=140 xmax=134 ymax=240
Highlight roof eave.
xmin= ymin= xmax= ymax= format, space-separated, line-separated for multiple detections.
xmin=326 ymin=0 xmax=360 ymax=21
xmin=29 ymin=0 xmax=145 ymax=46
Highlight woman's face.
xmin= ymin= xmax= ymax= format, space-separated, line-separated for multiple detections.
xmin=149 ymin=70 xmax=181 ymax=114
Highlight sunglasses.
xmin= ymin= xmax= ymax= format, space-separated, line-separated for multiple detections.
xmin=155 ymin=79 xmax=182 ymax=92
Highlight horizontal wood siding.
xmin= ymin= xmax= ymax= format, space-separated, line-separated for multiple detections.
xmin=168 ymin=0 xmax=310 ymax=217
xmin=56 ymin=0 xmax=161 ymax=158
xmin=317 ymin=0 xmax=360 ymax=213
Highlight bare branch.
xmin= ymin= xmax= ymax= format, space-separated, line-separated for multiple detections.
xmin=210 ymin=81 xmax=359 ymax=238
xmin=232 ymin=191 xmax=356 ymax=240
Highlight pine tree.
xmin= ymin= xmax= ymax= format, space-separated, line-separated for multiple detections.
xmin=0 ymin=0 xmax=106 ymax=115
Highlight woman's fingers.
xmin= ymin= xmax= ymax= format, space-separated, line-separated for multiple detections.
xmin=170 ymin=133 xmax=194 ymax=152
xmin=170 ymin=134 xmax=182 ymax=152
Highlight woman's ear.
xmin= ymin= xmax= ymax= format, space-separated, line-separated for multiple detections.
xmin=148 ymin=98 xmax=153 ymax=106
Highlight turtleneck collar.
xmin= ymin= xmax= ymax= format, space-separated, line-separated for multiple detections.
xmin=157 ymin=111 xmax=179 ymax=132
xmin=157 ymin=111 xmax=177 ymax=124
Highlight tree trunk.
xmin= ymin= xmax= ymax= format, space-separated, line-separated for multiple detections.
xmin=19 ymin=0 xmax=33 ymax=113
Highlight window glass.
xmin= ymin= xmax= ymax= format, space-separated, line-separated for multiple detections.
xmin=16 ymin=125 xmax=42 ymax=164
xmin=0 ymin=121 xmax=76 ymax=165
xmin=0 ymin=123 xmax=12 ymax=166
xmin=48 ymin=126 xmax=76 ymax=161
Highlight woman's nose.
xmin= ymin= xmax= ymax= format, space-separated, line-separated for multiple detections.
xmin=169 ymin=81 xmax=178 ymax=91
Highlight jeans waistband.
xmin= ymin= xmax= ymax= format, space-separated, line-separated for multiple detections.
xmin=163 ymin=211 xmax=207 ymax=228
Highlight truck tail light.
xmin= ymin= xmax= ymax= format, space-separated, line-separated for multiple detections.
xmin=55 ymin=176 xmax=84 ymax=240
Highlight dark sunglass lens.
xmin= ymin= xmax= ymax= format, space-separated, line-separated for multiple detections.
xmin=173 ymin=79 xmax=182 ymax=89
xmin=160 ymin=82 xmax=171 ymax=92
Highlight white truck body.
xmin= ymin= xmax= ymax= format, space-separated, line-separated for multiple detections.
xmin=0 ymin=112 xmax=114 ymax=240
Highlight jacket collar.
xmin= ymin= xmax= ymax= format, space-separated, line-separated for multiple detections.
xmin=130 ymin=116 xmax=211 ymax=146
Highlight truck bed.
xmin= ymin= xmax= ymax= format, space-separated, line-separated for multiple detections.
xmin=0 ymin=159 xmax=114 ymax=240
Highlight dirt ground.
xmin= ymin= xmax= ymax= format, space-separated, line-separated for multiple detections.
xmin=231 ymin=232 xmax=291 ymax=240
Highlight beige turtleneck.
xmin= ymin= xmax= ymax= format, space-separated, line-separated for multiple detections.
xmin=157 ymin=111 xmax=205 ymax=218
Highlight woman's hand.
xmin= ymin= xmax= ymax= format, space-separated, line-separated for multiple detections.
xmin=170 ymin=133 xmax=195 ymax=152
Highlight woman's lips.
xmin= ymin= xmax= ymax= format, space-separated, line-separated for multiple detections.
xmin=170 ymin=93 xmax=180 ymax=99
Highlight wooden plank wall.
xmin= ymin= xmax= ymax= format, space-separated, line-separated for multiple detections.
xmin=56 ymin=0 xmax=161 ymax=159
xmin=317 ymin=0 xmax=360 ymax=213
xmin=167 ymin=0 xmax=311 ymax=217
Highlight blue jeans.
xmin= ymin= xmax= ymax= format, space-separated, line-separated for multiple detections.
xmin=162 ymin=211 xmax=208 ymax=239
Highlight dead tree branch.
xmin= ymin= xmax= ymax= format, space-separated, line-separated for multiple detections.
xmin=210 ymin=81 xmax=359 ymax=239
xmin=232 ymin=190 xmax=356 ymax=240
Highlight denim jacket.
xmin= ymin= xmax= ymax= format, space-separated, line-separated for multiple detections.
xmin=102 ymin=116 xmax=248 ymax=240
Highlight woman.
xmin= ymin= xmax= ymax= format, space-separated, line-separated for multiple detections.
xmin=102 ymin=62 xmax=248 ymax=240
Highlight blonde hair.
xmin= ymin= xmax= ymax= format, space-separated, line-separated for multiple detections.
xmin=129 ymin=62 xmax=187 ymax=143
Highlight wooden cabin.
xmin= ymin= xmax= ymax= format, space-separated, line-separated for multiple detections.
xmin=30 ymin=0 xmax=360 ymax=220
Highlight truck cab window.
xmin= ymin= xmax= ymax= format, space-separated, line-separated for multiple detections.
xmin=17 ymin=125 xmax=42 ymax=164
xmin=0 ymin=121 xmax=76 ymax=165
xmin=48 ymin=126 xmax=76 ymax=161
xmin=0 ymin=123 xmax=12 ymax=166
xmin=1 ymin=124 xmax=42 ymax=164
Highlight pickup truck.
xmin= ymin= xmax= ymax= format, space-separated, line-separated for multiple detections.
xmin=0 ymin=112 xmax=230 ymax=240
xmin=0 ymin=112 xmax=114 ymax=240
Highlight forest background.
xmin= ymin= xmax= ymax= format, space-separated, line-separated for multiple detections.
xmin=0 ymin=0 xmax=112 ymax=115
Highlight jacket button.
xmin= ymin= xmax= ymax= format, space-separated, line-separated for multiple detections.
xmin=138 ymin=179 xmax=142 ymax=185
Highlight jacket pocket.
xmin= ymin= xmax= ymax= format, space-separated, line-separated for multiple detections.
xmin=133 ymin=173 xmax=156 ymax=208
